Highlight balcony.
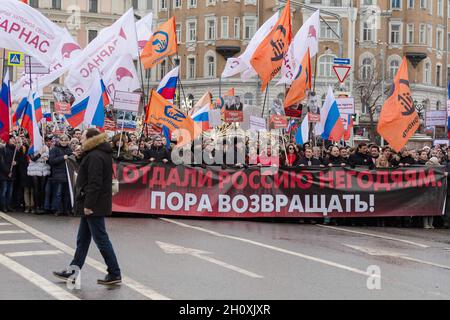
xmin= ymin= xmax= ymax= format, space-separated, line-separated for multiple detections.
xmin=215 ymin=40 xmax=242 ymax=59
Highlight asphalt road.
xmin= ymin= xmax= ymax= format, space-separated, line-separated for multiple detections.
xmin=0 ymin=211 xmax=450 ymax=300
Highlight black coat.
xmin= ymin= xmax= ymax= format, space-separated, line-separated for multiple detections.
xmin=74 ymin=133 xmax=113 ymax=217
xmin=348 ymin=152 xmax=375 ymax=169
xmin=392 ymin=155 xmax=416 ymax=167
xmin=144 ymin=146 xmax=170 ymax=162
xmin=15 ymin=147 xmax=32 ymax=187
xmin=0 ymin=144 xmax=17 ymax=181
xmin=296 ymin=157 xmax=321 ymax=166
xmin=48 ymin=144 xmax=73 ymax=182
xmin=325 ymin=155 xmax=347 ymax=166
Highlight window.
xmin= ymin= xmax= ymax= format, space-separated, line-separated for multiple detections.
xmin=329 ymin=0 xmax=342 ymax=5
xmin=391 ymin=0 xmax=401 ymax=8
xmin=427 ymin=25 xmax=433 ymax=47
xmin=221 ymin=17 xmax=229 ymax=39
xmin=188 ymin=0 xmax=197 ymax=8
xmin=187 ymin=57 xmax=196 ymax=79
xmin=318 ymin=55 xmax=335 ymax=77
xmin=206 ymin=56 xmax=216 ymax=78
xmin=437 ymin=0 xmax=443 ymax=15
xmin=407 ymin=24 xmax=414 ymax=44
xmin=244 ymin=17 xmax=257 ymax=40
xmin=390 ymin=23 xmax=402 ymax=44
xmin=176 ymin=23 xmax=182 ymax=43
xmin=437 ymin=101 xmax=442 ymax=110
xmin=436 ymin=65 xmax=442 ymax=87
xmin=88 ymin=30 xmax=98 ymax=43
xmin=407 ymin=0 xmax=414 ymax=8
xmin=361 ymin=57 xmax=374 ymax=80
xmin=362 ymin=22 xmax=375 ymax=42
xmin=52 ymin=0 xmax=61 ymax=9
xmin=320 ymin=21 xmax=339 ymax=39
xmin=29 ymin=0 xmax=39 ymax=8
xmin=389 ymin=59 xmax=400 ymax=79
xmin=174 ymin=0 xmax=182 ymax=8
xmin=419 ymin=24 xmax=426 ymax=44
xmin=424 ymin=61 xmax=431 ymax=84
xmin=437 ymin=29 xmax=444 ymax=50
xmin=159 ymin=60 xmax=167 ymax=80
xmin=160 ymin=0 xmax=167 ymax=10
xmin=132 ymin=0 xmax=138 ymax=9
xmin=234 ymin=17 xmax=241 ymax=39
xmin=205 ymin=18 xmax=216 ymax=41
xmin=187 ymin=20 xmax=197 ymax=42
xmin=89 ymin=0 xmax=98 ymax=13
xmin=420 ymin=0 xmax=426 ymax=8
xmin=244 ymin=93 xmax=254 ymax=106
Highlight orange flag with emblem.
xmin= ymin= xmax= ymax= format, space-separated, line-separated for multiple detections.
xmin=141 ymin=17 xmax=178 ymax=70
xmin=377 ymin=57 xmax=419 ymax=152
xmin=251 ymin=0 xmax=292 ymax=92
xmin=284 ymin=48 xmax=312 ymax=108
xmin=145 ymin=90 xmax=201 ymax=145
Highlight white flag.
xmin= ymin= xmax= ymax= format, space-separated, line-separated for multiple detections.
xmin=12 ymin=29 xmax=81 ymax=102
xmin=65 ymin=8 xmax=138 ymax=97
xmin=102 ymin=54 xmax=141 ymax=99
xmin=0 ymin=0 xmax=66 ymax=67
xmin=278 ymin=10 xmax=320 ymax=85
xmin=221 ymin=12 xmax=279 ymax=79
xmin=136 ymin=12 xmax=154 ymax=54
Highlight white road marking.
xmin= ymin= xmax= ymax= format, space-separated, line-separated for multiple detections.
xmin=5 ymin=250 xmax=63 ymax=258
xmin=0 ymin=212 xmax=170 ymax=300
xmin=346 ymin=244 xmax=450 ymax=271
xmin=0 ymin=230 xmax=27 ymax=235
xmin=0 ymin=253 xmax=79 ymax=300
xmin=157 ymin=241 xmax=263 ymax=279
xmin=0 ymin=223 xmax=12 ymax=226
xmin=318 ymin=225 xmax=430 ymax=248
xmin=0 ymin=239 xmax=43 ymax=245
xmin=160 ymin=218 xmax=375 ymax=278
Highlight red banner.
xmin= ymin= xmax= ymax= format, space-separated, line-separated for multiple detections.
xmin=112 ymin=163 xmax=447 ymax=218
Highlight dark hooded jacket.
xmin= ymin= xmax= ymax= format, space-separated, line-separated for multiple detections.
xmin=0 ymin=144 xmax=17 ymax=181
xmin=74 ymin=133 xmax=113 ymax=217
xmin=49 ymin=144 xmax=73 ymax=182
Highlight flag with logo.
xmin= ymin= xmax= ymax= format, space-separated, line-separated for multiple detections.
xmin=0 ymin=70 xmax=11 ymax=142
xmin=0 ymin=0 xmax=66 ymax=67
xmin=377 ymin=57 xmax=419 ymax=152
xmin=102 ymin=54 xmax=141 ymax=98
xmin=284 ymin=48 xmax=312 ymax=108
xmin=145 ymin=90 xmax=200 ymax=146
xmin=250 ymin=0 xmax=292 ymax=91
xmin=65 ymin=8 xmax=138 ymax=98
xmin=279 ymin=10 xmax=320 ymax=85
xmin=141 ymin=17 xmax=178 ymax=69
xmin=137 ymin=12 xmax=154 ymax=53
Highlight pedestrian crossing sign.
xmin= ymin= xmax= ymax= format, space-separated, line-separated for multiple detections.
xmin=7 ymin=52 xmax=24 ymax=67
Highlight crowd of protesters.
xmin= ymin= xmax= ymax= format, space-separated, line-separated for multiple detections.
xmin=1 ymin=126 xmax=449 ymax=229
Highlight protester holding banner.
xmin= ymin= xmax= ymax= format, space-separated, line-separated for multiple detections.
xmin=348 ymin=143 xmax=375 ymax=169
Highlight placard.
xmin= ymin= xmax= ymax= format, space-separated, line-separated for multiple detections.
xmin=54 ymin=102 xmax=72 ymax=115
xmin=426 ymin=110 xmax=447 ymax=127
xmin=224 ymin=96 xmax=244 ymax=123
xmin=269 ymin=115 xmax=288 ymax=129
xmin=249 ymin=116 xmax=267 ymax=132
xmin=336 ymin=97 xmax=355 ymax=115
xmin=113 ymin=91 xmax=141 ymax=112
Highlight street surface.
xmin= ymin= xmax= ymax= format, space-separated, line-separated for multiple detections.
xmin=0 ymin=211 xmax=450 ymax=300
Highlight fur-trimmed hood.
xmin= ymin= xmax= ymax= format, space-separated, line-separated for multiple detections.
xmin=82 ymin=133 xmax=112 ymax=153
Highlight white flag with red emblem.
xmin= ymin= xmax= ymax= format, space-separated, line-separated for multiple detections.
xmin=278 ymin=10 xmax=320 ymax=85
xmin=102 ymin=54 xmax=141 ymax=98
xmin=136 ymin=12 xmax=154 ymax=54
xmin=65 ymin=8 xmax=138 ymax=98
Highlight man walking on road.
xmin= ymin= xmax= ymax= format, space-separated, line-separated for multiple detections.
xmin=53 ymin=128 xmax=121 ymax=286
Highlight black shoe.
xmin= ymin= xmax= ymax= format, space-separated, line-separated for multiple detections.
xmin=97 ymin=274 xmax=122 ymax=286
xmin=53 ymin=269 xmax=76 ymax=283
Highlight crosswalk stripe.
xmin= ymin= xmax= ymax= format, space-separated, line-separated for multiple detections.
xmin=5 ymin=250 xmax=63 ymax=258
xmin=0 ymin=239 xmax=43 ymax=245
xmin=0 ymin=223 xmax=12 ymax=226
xmin=0 ymin=230 xmax=27 ymax=235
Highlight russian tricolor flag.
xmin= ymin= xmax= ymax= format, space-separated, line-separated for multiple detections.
xmin=0 ymin=70 xmax=11 ymax=142
xmin=13 ymin=97 xmax=28 ymax=125
xmin=157 ymin=66 xmax=179 ymax=103
xmin=20 ymin=91 xmax=43 ymax=155
xmin=83 ymin=73 xmax=110 ymax=129
xmin=295 ymin=116 xmax=309 ymax=145
xmin=317 ymin=86 xmax=345 ymax=142
xmin=66 ymin=97 xmax=88 ymax=129
xmin=32 ymin=92 xmax=43 ymax=123
xmin=192 ymin=105 xmax=210 ymax=131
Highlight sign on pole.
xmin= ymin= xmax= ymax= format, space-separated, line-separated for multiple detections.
xmin=113 ymin=91 xmax=141 ymax=112
xmin=334 ymin=58 xmax=351 ymax=65
xmin=54 ymin=102 xmax=72 ymax=115
xmin=333 ymin=65 xmax=352 ymax=83
xmin=7 ymin=52 xmax=24 ymax=67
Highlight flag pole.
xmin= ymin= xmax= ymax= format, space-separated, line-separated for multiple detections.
xmin=313 ymin=54 xmax=319 ymax=92
xmin=261 ymin=84 xmax=269 ymax=118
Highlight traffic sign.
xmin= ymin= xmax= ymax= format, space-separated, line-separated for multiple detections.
xmin=333 ymin=65 xmax=352 ymax=83
xmin=334 ymin=58 xmax=350 ymax=65
xmin=7 ymin=52 xmax=24 ymax=67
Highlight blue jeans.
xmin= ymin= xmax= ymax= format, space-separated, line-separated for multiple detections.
xmin=70 ymin=216 xmax=121 ymax=278
xmin=44 ymin=180 xmax=54 ymax=211
xmin=0 ymin=180 xmax=14 ymax=208
xmin=52 ymin=182 xmax=71 ymax=213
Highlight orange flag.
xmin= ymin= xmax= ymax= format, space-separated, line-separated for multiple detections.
xmin=145 ymin=90 xmax=201 ymax=145
xmin=377 ymin=57 xmax=419 ymax=152
xmin=141 ymin=17 xmax=178 ymax=70
xmin=284 ymin=48 xmax=312 ymax=108
xmin=251 ymin=0 xmax=292 ymax=92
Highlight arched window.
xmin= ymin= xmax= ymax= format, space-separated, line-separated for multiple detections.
xmin=423 ymin=60 xmax=431 ymax=84
xmin=436 ymin=100 xmax=442 ymax=110
xmin=206 ymin=56 xmax=215 ymax=78
xmin=389 ymin=59 xmax=400 ymax=79
xmin=244 ymin=93 xmax=254 ymax=106
xmin=361 ymin=57 xmax=374 ymax=80
xmin=318 ymin=55 xmax=335 ymax=77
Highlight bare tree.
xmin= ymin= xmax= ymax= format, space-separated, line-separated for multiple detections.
xmin=354 ymin=69 xmax=384 ymax=144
